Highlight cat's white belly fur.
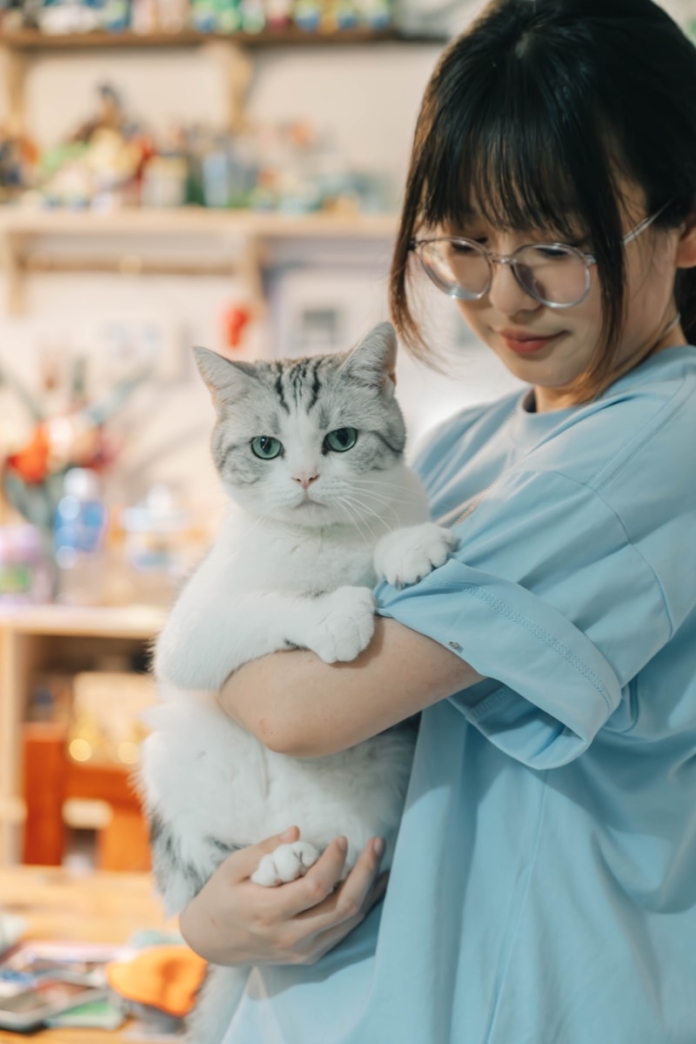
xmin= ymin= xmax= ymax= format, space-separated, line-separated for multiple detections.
xmin=142 ymin=690 xmax=416 ymax=917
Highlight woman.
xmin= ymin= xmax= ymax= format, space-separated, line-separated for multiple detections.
xmin=179 ymin=1 xmax=696 ymax=1040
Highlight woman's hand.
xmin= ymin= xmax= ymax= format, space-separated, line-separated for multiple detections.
xmin=179 ymin=826 xmax=388 ymax=967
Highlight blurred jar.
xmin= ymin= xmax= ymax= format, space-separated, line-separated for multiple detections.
xmin=141 ymin=154 xmax=188 ymax=208
xmin=0 ymin=525 xmax=53 ymax=606
xmin=54 ymin=468 xmax=108 ymax=606
xmin=120 ymin=484 xmax=190 ymax=606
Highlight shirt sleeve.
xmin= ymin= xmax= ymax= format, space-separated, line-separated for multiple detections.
xmin=375 ymin=466 xmax=682 ymax=770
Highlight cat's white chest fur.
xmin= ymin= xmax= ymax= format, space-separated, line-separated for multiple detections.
xmin=153 ymin=462 xmax=435 ymax=693
xmin=217 ymin=511 xmax=378 ymax=594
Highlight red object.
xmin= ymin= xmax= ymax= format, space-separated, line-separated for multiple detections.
xmin=6 ymin=424 xmax=51 ymax=484
xmin=223 ymin=304 xmax=252 ymax=350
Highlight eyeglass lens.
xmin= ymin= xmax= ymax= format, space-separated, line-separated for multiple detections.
xmin=418 ymin=240 xmax=591 ymax=307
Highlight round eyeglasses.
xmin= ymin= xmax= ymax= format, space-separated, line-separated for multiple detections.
xmin=409 ymin=209 xmax=665 ymax=310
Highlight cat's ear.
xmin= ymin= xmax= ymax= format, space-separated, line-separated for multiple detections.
xmin=193 ymin=347 xmax=257 ymax=409
xmin=341 ymin=322 xmax=398 ymax=396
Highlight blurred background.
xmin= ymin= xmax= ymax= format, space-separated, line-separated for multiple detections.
xmin=0 ymin=0 xmax=692 ymax=947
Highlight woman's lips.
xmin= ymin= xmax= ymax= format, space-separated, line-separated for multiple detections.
xmin=500 ymin=331 xmax=564 ymax=355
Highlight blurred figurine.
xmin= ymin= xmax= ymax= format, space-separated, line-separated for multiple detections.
xmin=1 ymin=357 xmax=150 ymax=533
xmin=293 ymin=0 xmax=321 ymax=30
xmin=36 ymin=85 xmax=150 ymax=208
xmin=265 ymin=0 xmax=291 ymax=30
xmin=240 ymin=0 xmax=265 ymax=32
xmin=72 ymin=85 xmax=127 ymax=143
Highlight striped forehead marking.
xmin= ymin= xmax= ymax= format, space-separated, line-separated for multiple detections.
xmin=272 ymin=357 xmax=328 ymax=414
xmin=272 ymin=363 xmax=290 ymax=414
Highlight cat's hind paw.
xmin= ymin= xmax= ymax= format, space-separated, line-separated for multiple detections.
xmin=374 ymin=523 xmax=458 ymax=588
xmin=251 ymin=841 xmax=320 ymax=886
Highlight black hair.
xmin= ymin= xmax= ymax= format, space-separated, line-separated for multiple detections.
xmin=390 ymin=0 xmax=696 ymax=399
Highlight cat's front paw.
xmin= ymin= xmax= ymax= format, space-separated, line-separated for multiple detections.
xmin=374 ymin=523 xmax=458 ymax=587
xmin=251 ymin=841 xmax=320 ymax=886
xmin=306 ymin=586 xmax=375 ymax=663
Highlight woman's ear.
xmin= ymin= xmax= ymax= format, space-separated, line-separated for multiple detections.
xmin=674 ymin=212 xmax=696 ymax=269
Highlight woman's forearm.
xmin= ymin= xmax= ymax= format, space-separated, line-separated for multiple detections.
xmin=217 ymin=617 xmax=483 ymax=757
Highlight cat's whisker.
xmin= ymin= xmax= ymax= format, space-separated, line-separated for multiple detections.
xmin=343 ymin=488 xmax=397 ymax=514
xmin=340 ymin=493 xmax=399 ymax=535
xmin=347 ymin=489 xmax=417 ymax=514
xmin=352 ymin=477 xmax=426 ymax=496
xmin=346 ymin=485 xmax=401 ymax=504
xmin=338 ymin=495 xmax=384 ymax=542
xmin=352 ymin=494 xmax=428 ymax=514
xmin=354 ymin=478 xmax=425 ymax=503
xmin=333 ymin=496 xmax=373 ymax=548
xmin=340 ymin=494 xmax=391 ymax=543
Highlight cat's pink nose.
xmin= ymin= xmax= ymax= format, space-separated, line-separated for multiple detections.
xmin=294 ymin=474 xmax=319 ymax=490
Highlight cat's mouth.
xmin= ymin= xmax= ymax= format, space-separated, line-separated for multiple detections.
xmin=291 ymin=494 xmax=333 ymax=519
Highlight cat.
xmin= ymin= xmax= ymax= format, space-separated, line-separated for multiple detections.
xmin=137 ymin=322 xmax=457 ymax=1044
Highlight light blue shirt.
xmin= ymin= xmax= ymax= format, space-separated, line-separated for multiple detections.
xmin=223 ymin=345 xmax=696 ymax=1044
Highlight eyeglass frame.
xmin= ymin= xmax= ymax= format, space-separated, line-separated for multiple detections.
xmin=408 ymin=205 xmax=669 ymax=310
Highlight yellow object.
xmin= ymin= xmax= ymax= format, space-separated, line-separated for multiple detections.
xmin=106 ymin=945 xmax=208 ymax=1017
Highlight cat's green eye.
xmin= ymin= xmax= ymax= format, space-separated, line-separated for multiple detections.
xmin=251 ymin=436 xmax=283 ymax=460
xmin=324 ymin=428 xmax=358 ymax=453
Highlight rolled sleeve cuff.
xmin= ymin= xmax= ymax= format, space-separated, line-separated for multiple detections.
xmin=375 ymin=558 xmax=623 ymax=769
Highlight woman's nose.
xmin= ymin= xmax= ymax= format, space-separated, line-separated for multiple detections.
xmin=487 ymin=260 xmax=542 ymax=316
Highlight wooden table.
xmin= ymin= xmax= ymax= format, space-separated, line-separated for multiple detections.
xmin=0 ymin=865 xmax=178 ymax=1042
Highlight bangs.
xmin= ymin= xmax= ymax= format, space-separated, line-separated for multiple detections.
xmin=416 ymin=41 xmax=623 ymax=247
xmin=422 ymin=112 xmax=585 ymax=242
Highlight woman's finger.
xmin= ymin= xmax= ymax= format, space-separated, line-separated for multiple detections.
xmin=289 ymin=838 xmax=386 ymax=936
xmin=295 ymin=872 xmax=389 ymax=963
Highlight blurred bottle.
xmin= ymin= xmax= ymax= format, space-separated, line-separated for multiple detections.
xmin=131 ymin=0 xmax=158 ymax=32
xmin=120 ymin=484 xmax=190 ymax=606
xmin=53 ymin=468 xmax=108 ymax=606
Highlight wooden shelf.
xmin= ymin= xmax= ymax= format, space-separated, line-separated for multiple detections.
xmin=0 ymin=26 xmax=442 ymax=51
xmin=0 ymin=206 xmax=398 ymax=312
xmin=0 ymin=205 xmax=398 ymax=238
xmin=0 ymin=603 xmax=166 ymax=639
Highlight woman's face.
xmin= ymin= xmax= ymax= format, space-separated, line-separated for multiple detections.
xmin=448 ymin=187 xmax=689 ymax=410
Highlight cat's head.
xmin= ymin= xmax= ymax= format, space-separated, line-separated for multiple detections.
xmin=194 ymin=322 xmax=407 ymax=527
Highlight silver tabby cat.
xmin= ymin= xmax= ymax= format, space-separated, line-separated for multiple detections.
xmin=137 ymin=322 xmax=456 ymax=1044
